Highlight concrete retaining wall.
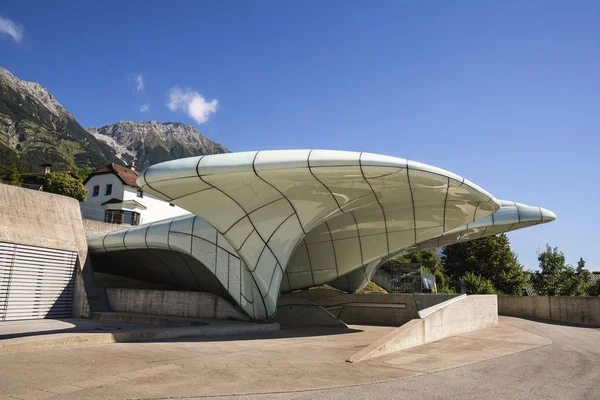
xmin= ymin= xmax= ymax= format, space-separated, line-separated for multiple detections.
xmin=0 ymin=185 xmax=88 ymax=264
xmin=316 ymin=293 xmax=418 ymax=326
xmin=498 ymin=296 xmax=600 ymax=326
xmin=82 ymin=219 xmax=128 ymax=237
xmin=293 ymin=292 xmax=463 ymax=326
xmin=414 ymin=294 xmax=463 ymax=311
xmin=0 ymin=185 xmax=108 ymax=317
xmin=285 ymin=288 xmax=347 ymax=302
xmin=273 ymin=297 xmax=347 ymax=327
xmin=95 ymin=272 xmax=180 ymax=291
xmin=105 ymin=288 xmax=249 ymax=321
xmin=348 ymin=295 xmax=498 ymax=362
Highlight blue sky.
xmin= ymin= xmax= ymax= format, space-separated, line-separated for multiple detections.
xmin=1 ymin=1 xmax=598 ymax=270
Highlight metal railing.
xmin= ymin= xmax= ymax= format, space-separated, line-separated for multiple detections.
xmin=0 ymin=180 xmax=43 ymax=191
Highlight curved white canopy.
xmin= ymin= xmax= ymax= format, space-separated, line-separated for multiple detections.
xmin=88 ymin=150 xmax=555 ymax=320
xmin=328 ymin=199 xmax=556 ymax=293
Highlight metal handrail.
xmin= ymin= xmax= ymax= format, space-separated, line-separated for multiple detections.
xmin=0 ymin=180 xmax=43 ymax=191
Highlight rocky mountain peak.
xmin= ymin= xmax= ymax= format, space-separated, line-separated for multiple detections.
xmin=0 ymin=66 xmax=227 ymax=171
xmin=87 ymin=120 xmax=229 ymax=169
xmin=0 ymin=67 xmax=70 ymax=118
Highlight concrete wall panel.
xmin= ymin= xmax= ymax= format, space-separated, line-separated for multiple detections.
xmin=499 ymin=296 xmax=600 ymax=326
xmin=82 ymin=219 xmax=129 ymax=237
xmin=0 ymin=185 xmax=87 ymax=264
xmin=0 ymin=185 xmax=108 ymax=316
xmin=105 ymin=288 xmax=249 ymax=321
xmin=273 ymin=297 xmax=347 ymax=327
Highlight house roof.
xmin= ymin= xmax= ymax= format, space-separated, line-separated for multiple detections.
xmin=84 ymin=163 xmax=139 ymax=188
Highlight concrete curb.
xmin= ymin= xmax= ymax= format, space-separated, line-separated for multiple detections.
xmin=0 ymin=322 xmax=280 ymax=354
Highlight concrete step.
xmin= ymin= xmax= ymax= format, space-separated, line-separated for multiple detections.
xmin=90 ymin=312 xmax=210 ymax=327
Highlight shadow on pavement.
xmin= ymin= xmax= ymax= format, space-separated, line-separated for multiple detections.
xmin=0 ymin=318 xmax=364 ymax=343
xmin=502 ymin=315 xmax=600 ymax=329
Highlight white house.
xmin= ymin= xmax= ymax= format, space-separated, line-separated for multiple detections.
xmin=81 ymin=163 xmax=190 ymax=225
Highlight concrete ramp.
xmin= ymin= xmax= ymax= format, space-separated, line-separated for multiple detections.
xmin=293 ymin=292 xmax=462 ymax=326
xmin=348 ymin=294 xmax=498 ymax=362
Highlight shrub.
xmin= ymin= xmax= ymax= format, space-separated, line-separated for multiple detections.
xmin=461 ymin=272 xmax=496 ymax=294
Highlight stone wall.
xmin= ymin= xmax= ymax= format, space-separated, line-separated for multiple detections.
xmin=498 ymin=296 xmax=600 ymax=326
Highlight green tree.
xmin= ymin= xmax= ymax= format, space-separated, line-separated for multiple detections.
xmin=381 ymin=250 xmax=454 ymax=293
xmin=383 ymin=250 xmax=444 ymax=274
xmin=530 ymin=245 xmax=590 ymax=296
xmin=461 ymin=272 xmax=496 ymax=294
xmin=0 ymin=165 xmax=22 ymax=184
xmin=433 ymin=270 xmax=454 ymax=293
xmin=70 ymin=165 xmax=93 ymax=181
xmin=41 ymin=172 xmax=88 ymax=202
xmin=442 ymin=233 xmax=528 ymax=295
xmin=587 ymin=278 xmax=600 ymax=296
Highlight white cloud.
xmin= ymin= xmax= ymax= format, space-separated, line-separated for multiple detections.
xmin=140 ymin=104 xmax=150 ymax=113
xmin=167 ymin=87 xmax=218 ymax=124
xmin=0 ymin=16 xmax=24 ymax=43
xmin=136 ymin=74 xmax=144 ymax=92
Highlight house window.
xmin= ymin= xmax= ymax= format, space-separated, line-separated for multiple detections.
xmin=105 ymin=184 xmax=112 ymax=196
xmin=92 ymin=185 xmax=99 ymax=197
xmin=104 ymin=210 xmax=140 ymax=226
xmin=137 ymin=189 xmax=143 ymax=198
xmin=123 ymin=211 xmax=140 ymax=225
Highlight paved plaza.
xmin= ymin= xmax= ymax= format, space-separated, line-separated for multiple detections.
xmin=1 ymin=316 xmax=598 ymax=399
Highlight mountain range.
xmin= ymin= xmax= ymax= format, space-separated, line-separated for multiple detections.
xmin=88 ymin=120 xmax=227 ymax=170
xmin=0 ymin=67 xmax=228 ymax=172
